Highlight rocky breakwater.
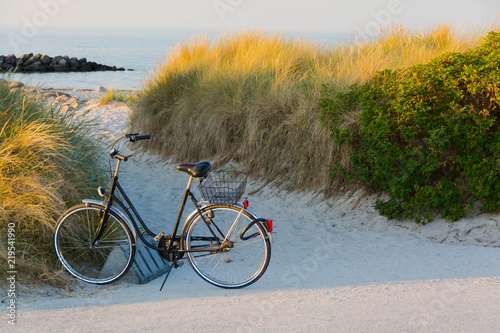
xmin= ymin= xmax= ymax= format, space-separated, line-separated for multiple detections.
xmin=0 ymin=53 xmax=128 ymax=73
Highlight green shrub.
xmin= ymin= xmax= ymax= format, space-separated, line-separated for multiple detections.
xmin=321 ymin=31 xmax=500 ymax=222
xmin=0 ymin=81 xmax=106 ymax=284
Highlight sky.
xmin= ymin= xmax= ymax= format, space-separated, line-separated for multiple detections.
xmin=0 ymin=0 xmax=499 ymax=36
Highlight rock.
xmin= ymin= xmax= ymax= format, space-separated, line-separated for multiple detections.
xmin=23 ymin=55 xmax=39 ymax=67
xmin=4 ymin=54 xmax=16 ymax=64
xmin=23 ymin=61 xmax=42 ymax=71
xmin=8 ymin=81 xmax=24 ymax=89
xmin=85 ymin=99 xmax=99 ymax=106
xmin=2 ymin=63 xmax=14 ymax=71
xmin=67 ymin=97 xmax=78 ymax=108
xmin=70 ymin=57 xmax=80 ymax=68
xmin=53 ymin=64 xmax=68 ymax=72
xmin=55 ymin=94 xmax=78 ymax=107
xmin=0 ymin=53 xmax=130 ymax=73
xmin=19 ymin=53 xmax=32 ymax=62
xmin=42 ymin=90 xmax=72 ymax=99
xmin=95 ymin=86 xmax=107 ymax=93
xmin=40 ymin=55 xmax=51 ymax=65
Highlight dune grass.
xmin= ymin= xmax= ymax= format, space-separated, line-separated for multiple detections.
xmin=100 ymin=89 xmax=134 ymax=105
xmin=132 ymin=25 xmax=489 ymax=193
xmin=0 ymin=80 xmax=106 ymax=284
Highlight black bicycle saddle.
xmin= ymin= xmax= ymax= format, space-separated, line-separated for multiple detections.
xmin=176 ymin=161 xmax=212 ymax=178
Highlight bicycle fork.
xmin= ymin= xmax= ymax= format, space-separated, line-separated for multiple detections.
xmin=90 ymin=201 xmax=114 ymax=247
xmin=91 ymin=158 xmax=122 ymax=247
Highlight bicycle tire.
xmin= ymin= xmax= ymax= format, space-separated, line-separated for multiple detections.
xmin=183 ymin=204 xmax=271 ymax=288
xmin=53 ymin=203 xmax=135 ymax=284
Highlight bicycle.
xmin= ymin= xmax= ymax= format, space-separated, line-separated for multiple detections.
xmin=53 ymin=133 xmax=273 ymax=289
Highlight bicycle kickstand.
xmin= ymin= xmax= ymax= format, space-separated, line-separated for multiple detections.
xmin=159 ymin=260 xmax=184 ymax=291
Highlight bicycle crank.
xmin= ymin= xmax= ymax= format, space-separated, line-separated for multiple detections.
xmin=158 ymin=235 xmax=184 ymax=262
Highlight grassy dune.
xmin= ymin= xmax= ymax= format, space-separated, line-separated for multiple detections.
xmin=132 ymin=25 xmax=487 ymax=192
xmin=0 ymin=81 xmax=105 ymax=283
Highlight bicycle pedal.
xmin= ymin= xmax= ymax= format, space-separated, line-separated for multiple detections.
xmin=153 ymin=231 xmax=165 ymax=242
xmin=174 ymin=260 xmax=184 ymax=269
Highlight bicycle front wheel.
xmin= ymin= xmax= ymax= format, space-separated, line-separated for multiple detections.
xmin=53 ymin=203 xmax=135 ymax=284
xmin=184 ymin=204 xmax=271 ymax=289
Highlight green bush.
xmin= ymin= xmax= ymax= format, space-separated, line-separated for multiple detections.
xmin=321 ymin=31 xmax=500 ymax=222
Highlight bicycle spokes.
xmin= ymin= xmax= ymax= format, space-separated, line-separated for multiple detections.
xmin=185 ymin=205 xmax=271 ymax=288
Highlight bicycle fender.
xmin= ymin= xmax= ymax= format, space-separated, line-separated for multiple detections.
xmin=241 ymin=207 xmax=272 ymax=239
xmin=82 ymin=199 xmax=137 ymax=240
xmin=240 ymin=217 xmax=273 ymax=242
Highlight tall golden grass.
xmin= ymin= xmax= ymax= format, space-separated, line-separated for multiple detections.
xmin=0 ymin=80 xmax=105 ymax=284
xmin=132 ymin=25 xmax=491 ymax=192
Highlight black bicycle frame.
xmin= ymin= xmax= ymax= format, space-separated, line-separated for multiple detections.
xmin=98 ymin=163 xmax=224 ymax=254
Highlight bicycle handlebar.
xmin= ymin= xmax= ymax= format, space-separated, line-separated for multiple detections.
xmin=111 ymin=133 xmax=151 ymax=160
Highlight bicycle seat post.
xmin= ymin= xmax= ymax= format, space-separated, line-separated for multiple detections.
xmin=168 ymin=175 xmax=194 ymax=249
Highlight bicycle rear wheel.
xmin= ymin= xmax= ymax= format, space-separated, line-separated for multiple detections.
xmin=183 ymin=204 xmax=271 ymax=288
xmin=53 ymin=203 xmax=135 ymax=284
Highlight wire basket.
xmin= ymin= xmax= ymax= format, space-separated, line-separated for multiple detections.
xmin=198 ymin=170 xmax=248 ymax=204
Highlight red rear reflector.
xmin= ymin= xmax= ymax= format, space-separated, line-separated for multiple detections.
xmin=243 ymin=199 xmax=249 ymax=209
xmin=265 ymin=220 xmax=273 ymax=233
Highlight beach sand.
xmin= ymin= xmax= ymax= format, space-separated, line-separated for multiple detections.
xmin=6 ymin=87 xmax=500 ymax=333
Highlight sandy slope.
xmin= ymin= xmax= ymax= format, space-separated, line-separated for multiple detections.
xmin=5 ymin=87 xmax=499 ymax=333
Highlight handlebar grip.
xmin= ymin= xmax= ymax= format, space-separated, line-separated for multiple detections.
xmin=127 ymin=134 xmax=151 ymax=142
xmin=134 ymin=135 xmax=151 ymax=141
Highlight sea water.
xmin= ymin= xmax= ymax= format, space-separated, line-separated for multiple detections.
xmin=0 ymin=26 xmax=345 ymax=90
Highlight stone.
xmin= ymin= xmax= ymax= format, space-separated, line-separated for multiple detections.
xmin=8 ymin=81 xmax=24 ymax=89
xmin=54 ymin=65 xmax=67 ymax=72
xmin=95 ymin=86 xmax=107 ymax=93
xmin=23 ymin=61 xmax=41 ymax=71
xmin=23 ymin=56 xmax=39 ymax=67
xmin=19 ymin=53 xmax=32 ymax=62
xmin=40 ymin=55 xmax=51 ymax=65
xmin=4 ymin=54 xmax=16 ymax=64
xmin=70 ymin=57 xmax=80 ymax=68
